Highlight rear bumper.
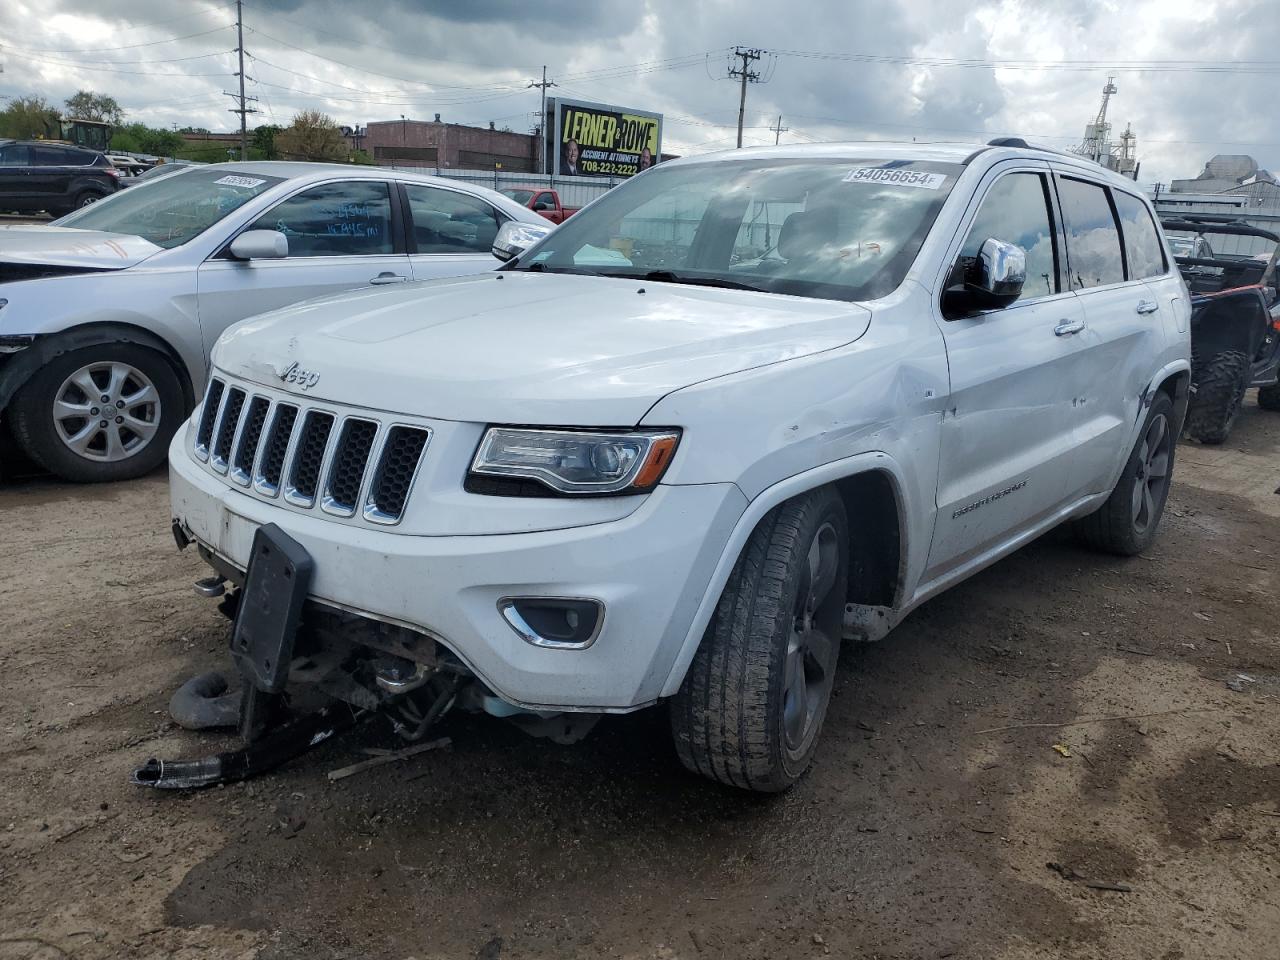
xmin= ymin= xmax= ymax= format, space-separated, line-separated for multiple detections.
xmin=169 ymin=436 xmax=746 ymax=712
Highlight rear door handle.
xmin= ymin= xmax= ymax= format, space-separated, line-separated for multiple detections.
xmin=1136 ymin=299 xmax=1160 ymax=315
xmin=1054 ymin=318 xmax=1086 ymax=337
xmin=369 ymin=272 xmax=409 ymax=285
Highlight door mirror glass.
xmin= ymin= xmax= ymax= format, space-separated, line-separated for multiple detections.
xmin=966 ymin=237 xmax=1026 ymax=307
xmin=492 ymin=220 xmax=553 ymax=262
xmin=230 ymin=229 xmax=289 ymax=260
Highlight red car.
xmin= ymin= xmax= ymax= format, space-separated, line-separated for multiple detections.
xmin=500 ymin=187 xmax=579 ymax=224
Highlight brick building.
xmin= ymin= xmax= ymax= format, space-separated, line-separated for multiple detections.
xmin=365 ymin=115 xmax=537 ymax=172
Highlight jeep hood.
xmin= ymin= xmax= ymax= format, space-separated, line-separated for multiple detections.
xmin=0 ymin=225 xmax=163 ymax=270
xmin=213 ymin=271 xmax=872 ymax=425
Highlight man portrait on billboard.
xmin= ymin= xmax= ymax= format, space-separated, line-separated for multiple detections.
xmin=562 ymin=138 xmax=581 ymax=176
xmin=639 ymin=146 xmax=653 ymax=171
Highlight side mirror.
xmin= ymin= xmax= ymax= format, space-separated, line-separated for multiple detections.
xmin=533 ymin=200 xmax=552 ymax=211
xmin=492 ymin=220 xmax=553 ymax=262
xmin=964 ymin=237 xmax=1026 ymax=309
xmin=230 ymin=229 xmax=288 ymax=260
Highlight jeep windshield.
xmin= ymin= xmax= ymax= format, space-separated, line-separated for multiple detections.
xmin=515 ymin=157 xmax=962 ymax=301
xmin=53 ymin=168 xmax=284 ymax=248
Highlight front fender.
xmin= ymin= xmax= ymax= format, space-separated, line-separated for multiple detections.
xmin=658 ymin=451 xmax=913 ymax=698
xmin=0 ymin=322 xmax=196 ymax=412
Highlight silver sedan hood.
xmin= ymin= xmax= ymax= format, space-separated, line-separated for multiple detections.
xmin=0 ymin=225 xmax=163 ymax=270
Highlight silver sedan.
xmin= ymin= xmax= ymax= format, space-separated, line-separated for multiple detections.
xmin=0 ymin=162 xmax=550 ymax=482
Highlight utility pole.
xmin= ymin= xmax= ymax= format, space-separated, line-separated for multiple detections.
xmin=769 ymin=114 xmax=788 ymax=145
xmin=728 ymin=47 xmax=764 ymax=148
xmin=225 ymin=0 xmax=258 ymax=161
xmin=528 ymin=66 xmax=557 ymax=174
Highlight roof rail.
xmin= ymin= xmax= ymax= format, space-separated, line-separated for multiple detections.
xmin=987 ymin=137 xmax=1030 ymax=148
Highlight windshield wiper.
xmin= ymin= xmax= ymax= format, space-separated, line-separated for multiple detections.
xmin=603 ymin=269 xmax=769 ymax=293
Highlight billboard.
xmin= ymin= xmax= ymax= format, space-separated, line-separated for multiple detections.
xmin=550 ymin=97 xmax=662 ymax=180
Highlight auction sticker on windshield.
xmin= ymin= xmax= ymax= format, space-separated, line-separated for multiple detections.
xmin=844 ymin=167 xmax=947 ymax=190
xmin=214 ymin=175 xmax=267 ymax=189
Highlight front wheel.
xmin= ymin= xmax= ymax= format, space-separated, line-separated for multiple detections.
xmin=9 ymin=342 xmax=186 ymax=483
xmin=1074 ymin=391 xmax=1177 ymax=556
xmin=670 ymin=486 xmax=848 ymax=792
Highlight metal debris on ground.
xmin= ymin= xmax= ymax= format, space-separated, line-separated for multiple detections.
xmin=326 ymin=737 xmax=451 ymax=782
xmin=1046 ymin=861 xmax=1132 ymax=893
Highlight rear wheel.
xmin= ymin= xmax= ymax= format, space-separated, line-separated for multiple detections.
xmin=10 ymin=342 xmax=185 ymax=483
xmin=71 ymin=190 xmax=103 ymax=210
xmin=1075 ymin=391 xmax=1176 ymax=556
xmin=670 ymin=486 xmax=848 ymax=792
xmin=1185 ymin=349 xmax=1249 ymax=444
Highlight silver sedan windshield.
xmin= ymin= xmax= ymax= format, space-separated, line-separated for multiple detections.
xmin=54 ymin=169 xmax=285 ymax=248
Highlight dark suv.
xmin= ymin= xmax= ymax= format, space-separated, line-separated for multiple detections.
xmin=0 ymin=140 xmax=120 ymax=216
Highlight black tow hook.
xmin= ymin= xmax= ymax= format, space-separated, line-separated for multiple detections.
xmin=131 ymin=704 xmax=363 ymax=790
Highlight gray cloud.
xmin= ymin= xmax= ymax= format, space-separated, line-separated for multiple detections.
xmin=1 ymin=0 xmax=1278 ymax=185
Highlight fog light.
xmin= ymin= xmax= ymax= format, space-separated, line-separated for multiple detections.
xmin=499 ymin=597 xmax=604 ymax=649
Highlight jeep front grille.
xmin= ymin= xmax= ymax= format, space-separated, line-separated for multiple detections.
xmin=192 ymin=378 xmax=430 ymax=526
xmin=366 ymin=426 xmax=430 ymax=524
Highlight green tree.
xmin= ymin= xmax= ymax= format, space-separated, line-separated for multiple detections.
xmin=110 ymin=122 xmax=183 ymax=157
xmin=274 ymin=110 xmax=347 ymax=162
xmin=63 ymin=90 xmax=124 ymax=125
xmin=0 ymin=96 xmax=60 ymax=139
xmin=252 ymin=124 xmax=283 ymax=160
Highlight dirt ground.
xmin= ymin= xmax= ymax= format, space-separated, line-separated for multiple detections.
xmin=2 ymin=399 xmax=1277 ymax=960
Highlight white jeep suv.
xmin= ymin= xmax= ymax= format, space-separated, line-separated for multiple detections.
xmin=168 ymin=141 xmax=1190 ymax=791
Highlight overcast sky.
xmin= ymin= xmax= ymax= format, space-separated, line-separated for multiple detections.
xmin=2 ymin=0 xmax=1276 ymax=186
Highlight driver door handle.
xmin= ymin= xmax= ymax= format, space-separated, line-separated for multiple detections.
xmin=369 ymin=272 xmax=409 ymax=285
xmin=1136 ymin=299 xmax=1160 ymax=315
xmin=1054 ymin=318 xmax=1086 ymax=337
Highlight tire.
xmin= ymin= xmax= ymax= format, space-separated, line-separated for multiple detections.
xmin=1185 ymin=349 xmax=1249 ymax=444
xmin=1075 ymin=391 xmax=1177 ymax=556
xmin=71 ymin=190 xmax=104 ymax=210
xmin=9 ymin=342 xmax=186 ymax=483
xmin=1257 ymin=381 xmax=1280 ymax=411
xmin=670 ymin=486 xmax=849 ymax=792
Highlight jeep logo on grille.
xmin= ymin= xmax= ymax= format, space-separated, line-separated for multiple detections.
xmin=279 ymin=361 xmax=320 ymax=391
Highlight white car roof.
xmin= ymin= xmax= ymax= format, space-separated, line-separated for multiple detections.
xmin=664 ymin=140 xmax=1148 ymax=193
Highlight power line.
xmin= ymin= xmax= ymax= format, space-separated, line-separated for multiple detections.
xmin=1 ymin=25 xmax=235 ymax=54
xmin=772 ymin=47 xmax=1280 ymax=75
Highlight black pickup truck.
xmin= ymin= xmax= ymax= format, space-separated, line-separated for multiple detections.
xmin=1162 ymin=216 xmax=1280 ymax=444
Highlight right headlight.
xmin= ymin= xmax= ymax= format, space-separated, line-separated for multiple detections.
xmin=468 ymin=427 xmax=680 ymax=496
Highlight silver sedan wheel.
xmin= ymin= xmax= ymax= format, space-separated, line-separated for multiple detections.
xmin=52 ymin=361 xmax=161 ymax=462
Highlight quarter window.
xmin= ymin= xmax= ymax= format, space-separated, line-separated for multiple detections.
xmin=1058 ymin=177 xmax=1125 ymax=289
xmin=248 ymin=181 xmax=393 ymax=257
xmin=403 ymin=184 xmax=501 ymax=253
xmin=1113 ymin=191 xmax=1167 ymax=279
xmin=958 ymin=172 xmax=1058 ymax=303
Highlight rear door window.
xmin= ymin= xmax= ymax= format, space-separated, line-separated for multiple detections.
xmin=248 ymin=180 xmax=393 ymax=257
xmin=403 ymin=183 xmax=502 ymax=253
xmin=31 ymin=146 xmax=73 ymax=166
xmin=1113 ymin=190 xmax=1167 ymax=279
xmin=0 ymin=144 xmax=30 ymax=165
xmin=1057 ymin=176 xmax=1125 ymax=289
